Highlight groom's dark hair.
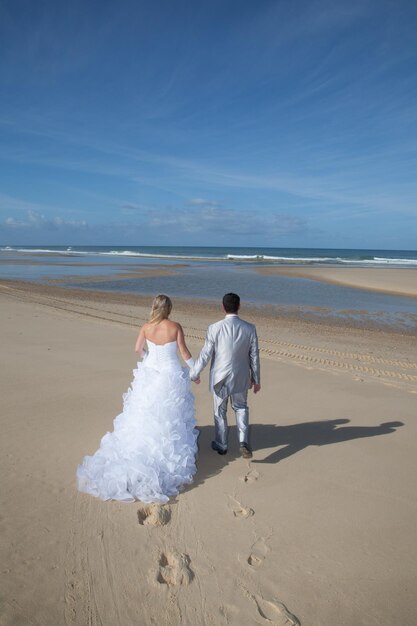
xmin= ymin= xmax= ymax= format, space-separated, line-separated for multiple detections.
xmin=223 ymin=292 xmax=240 ymax=313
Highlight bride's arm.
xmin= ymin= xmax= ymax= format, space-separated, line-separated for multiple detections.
xmin=176 ymin=324 xmax=193 ymax=364
xmin=135 ymin=325 xmax=147 ymax=358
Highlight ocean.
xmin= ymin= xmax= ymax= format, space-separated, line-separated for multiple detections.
xmin=2 ymin=245 xmax=417 ymax=265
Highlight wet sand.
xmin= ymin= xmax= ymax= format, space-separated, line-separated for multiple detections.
xmin=45 ymin=268 xmax=178 ymax=284
xmin=1 ymin=280 xmax=417 ymax=626
xmin=254 ymin=266 xmax=417 ymax=298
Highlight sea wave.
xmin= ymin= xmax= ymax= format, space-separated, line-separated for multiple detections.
xmin=227 ymin=254 xmax=337 ymax=262
xmin=100 ymin=250 xmax=224 ymax=261
xmin=0 ymin=247 xmax=87 ymax=255
xmin=0 ymin=247 xmax=225 ymax=261
xmin=227 ymin=253 xmax=417 ymax=266
xmin=337 ymin=257 xmax=417 ymax=266
xmin=1 ymin=247 xmax=417 ymax=266
xmin=373 ymin=257 xmax=417 ymax=265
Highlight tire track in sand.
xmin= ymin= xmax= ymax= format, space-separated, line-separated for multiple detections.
xmin=2 ymin=284 xmax=417 ymax=390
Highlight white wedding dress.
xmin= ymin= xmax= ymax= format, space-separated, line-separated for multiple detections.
xmin=77 ymin=340 xmax=198 ymax=503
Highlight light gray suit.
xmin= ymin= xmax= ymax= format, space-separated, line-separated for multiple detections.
xmin=190 ymin=314 xmax=260 ymax=450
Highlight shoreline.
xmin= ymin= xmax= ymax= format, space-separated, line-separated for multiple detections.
xmin=1 ymin=277 xmax=416 ymax=337
xmin=253 ymin=265 xmax=417 ymax=299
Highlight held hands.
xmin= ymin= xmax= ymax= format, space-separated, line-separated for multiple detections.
xmin=185 ymin=357 xmax=199 ymax=383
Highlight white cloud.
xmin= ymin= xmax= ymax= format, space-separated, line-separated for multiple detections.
xmin=188 ymin=198 xmax=220 ymax=207
xmin=145 ymin=205 xmax=306 ymax=237
xmin=2 ymin=210 xmax=88 ymax=230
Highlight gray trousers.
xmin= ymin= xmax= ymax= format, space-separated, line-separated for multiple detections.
xmin=213 ymin=390 xmax=249 ymax=450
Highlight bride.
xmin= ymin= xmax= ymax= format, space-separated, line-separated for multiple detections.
xmin=77 ymin=295 xmax=199 ymax=504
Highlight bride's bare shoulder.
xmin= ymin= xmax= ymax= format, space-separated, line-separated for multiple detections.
xmin=168 ymin=320 xmax=184 ymax=333
xmin=140 ymin=321 xmax=156 ymax=338
xmin=160 ymin=318 xmax=179 ymax=329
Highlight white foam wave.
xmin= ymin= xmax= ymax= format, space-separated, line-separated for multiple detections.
xmin=0 ymin=247 xmax=224 ymax=261
xmin=100 ymin=251 xmax=223 ymax=260
xmin=225 ymin=254 xmax=331 ymax=261
xmin=373 ymin=257 xmax=417 ymax=265
xmin=227 ymin=253 xmax=417 ymax=266
xmin=338 ymin=257 xmax=417 ymax=266
xmin=1 ymin=247 xmax=417 ymax=266
xmin=0 ymin=247 xmax=87 ymax=255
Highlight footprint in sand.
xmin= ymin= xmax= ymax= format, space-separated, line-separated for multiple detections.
xmin=137 ymin=504 xmax=171 ymax=527
xmin=155 ymin=551 xmax=194 ymax=586
xmin=241 ymin=469 xmax=259 ymax=484
xmin=229 ymin=497 xmax=254 ymax=519
xmin=245 ymin=591 xmax=300 ymax=626
xmin=247 ymin=537 xmax=268 ymax=568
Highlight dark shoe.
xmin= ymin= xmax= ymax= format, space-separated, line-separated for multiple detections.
xmin=211 ymin=441 xmax=227 ymax=455
xmin=240 ymin=443 xmax=253 ymax=459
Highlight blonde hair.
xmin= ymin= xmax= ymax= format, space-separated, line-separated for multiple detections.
xmin=149 ymin=294 xmax=172 ymax=324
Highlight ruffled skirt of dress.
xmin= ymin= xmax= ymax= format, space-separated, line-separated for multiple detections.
xmin=76 ymin=362 xmax=199 ymax=503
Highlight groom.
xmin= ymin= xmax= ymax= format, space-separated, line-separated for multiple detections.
xmin=190 ymin=293 xmax=261 ymax=459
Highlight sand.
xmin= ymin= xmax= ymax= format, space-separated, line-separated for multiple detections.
xmin=254 ymin=266 xmax=417 ymax=298
xmin=1 ymin=280 xmax=417 ymax=626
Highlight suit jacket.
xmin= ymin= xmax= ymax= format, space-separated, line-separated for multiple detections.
xmin=190 ymin=314 xmax=260 ymax=398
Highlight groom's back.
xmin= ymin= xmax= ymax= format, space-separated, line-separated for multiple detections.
xmin=209 ymin=315 xmax=257 ymax=395
xmin=212 ymin=315 xmax=254 ymax=356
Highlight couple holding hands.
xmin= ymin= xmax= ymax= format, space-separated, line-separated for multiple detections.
xmin=77 ymin=292 xmax=260 ymax=504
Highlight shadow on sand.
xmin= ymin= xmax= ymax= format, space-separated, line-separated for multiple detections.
xmin=189 ymin=419 xmax=404 ymax=489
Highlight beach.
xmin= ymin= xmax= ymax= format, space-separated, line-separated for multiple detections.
xmin=254 ymin=266 xmax=417 ymax=299
xmin=1 ymin=279 xmax=417 ymax=626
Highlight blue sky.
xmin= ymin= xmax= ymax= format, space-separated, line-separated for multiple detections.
xmin=1 ymin=0 xmax=416 ymax=248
